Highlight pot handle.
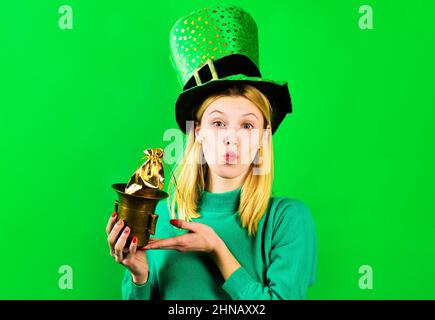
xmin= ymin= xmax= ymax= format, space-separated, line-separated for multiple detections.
xmin=147 ymin=214 xmax=159 ymax=235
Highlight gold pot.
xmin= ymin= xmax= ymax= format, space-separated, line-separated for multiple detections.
xmin=112 ymin=183 xmax=168 ymax=248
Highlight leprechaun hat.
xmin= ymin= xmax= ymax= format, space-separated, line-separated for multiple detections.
xmin=170 ymin=4 xmax=292 ymax=135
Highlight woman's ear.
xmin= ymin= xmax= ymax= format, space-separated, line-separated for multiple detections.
xmin=260 ymin=124 xmax=272 ymax=148
xmin=194 ymin=122 xmax=202 ymax=143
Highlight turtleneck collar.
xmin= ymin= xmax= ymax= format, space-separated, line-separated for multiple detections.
xmin=197 ymin=187 xmax=241 ymax=213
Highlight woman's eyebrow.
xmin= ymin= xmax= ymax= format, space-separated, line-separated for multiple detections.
xmin=242 ymin=113 xmax=259 ymax=120
xmin=209 ymin=110 xmax=225 ymax=116
xmin=209 ymin=110 xmax=258 ymax=120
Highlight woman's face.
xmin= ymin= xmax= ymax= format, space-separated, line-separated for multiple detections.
xmin=195 ymin=95 xmax=266 ymax=179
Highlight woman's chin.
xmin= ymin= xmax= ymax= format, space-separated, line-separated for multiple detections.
xmin=214 ymin=163 xmax=247 ymax=178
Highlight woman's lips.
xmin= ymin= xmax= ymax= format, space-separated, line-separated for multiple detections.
xmin=224 ymin=151 xmax=238 ymax=163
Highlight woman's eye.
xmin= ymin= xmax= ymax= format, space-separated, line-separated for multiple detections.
xmin=212 ymin=121 xmax=225 ymax=128
xmin=211 ymin=121 xmax=253 ymax=129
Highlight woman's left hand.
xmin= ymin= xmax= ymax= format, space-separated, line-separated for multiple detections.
xmin=143 ymin=219 xmax=224 ymax=257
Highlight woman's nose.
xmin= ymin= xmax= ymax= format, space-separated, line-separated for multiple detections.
xmin=224 ymin=132 xmax=238 ymax=145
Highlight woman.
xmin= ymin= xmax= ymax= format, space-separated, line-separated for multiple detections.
xmin=106 ymin=5 xmax=317 ymax=300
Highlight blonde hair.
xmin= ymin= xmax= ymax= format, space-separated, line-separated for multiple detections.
xmin=167 ymin=84 xmax=274 ymax=237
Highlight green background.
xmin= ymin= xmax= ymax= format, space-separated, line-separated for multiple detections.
xmin=1 ymin=0 xmax=434 ymax=299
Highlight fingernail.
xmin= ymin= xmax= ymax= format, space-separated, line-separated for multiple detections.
xmin=111 ymin=212 xmax=117 ymax=218
xmin=132 ymin=236 xmax=137 ymax=244
xmin=170 ymin=219 xmax=179 ymax=226
xmin=123 ymin=227 xmax=130 ymax=233
xmin=117 ymin=219 xmax=123 ymax=225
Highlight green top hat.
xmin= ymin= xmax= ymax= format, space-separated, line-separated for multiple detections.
xmin=169 ymin=4 xmax=292 ymax=135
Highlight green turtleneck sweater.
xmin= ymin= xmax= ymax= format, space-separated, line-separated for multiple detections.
xmin=121 ymin=187 xmax=317 ymax=300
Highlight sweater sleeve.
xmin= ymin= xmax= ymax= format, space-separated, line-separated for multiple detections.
xmin=121 ymin=269 xmax=151 ymax=300
xmin=221 ymin=199 xmax=318 ymax=300
xmin=121 ymin=251 xmax=160 ymax=300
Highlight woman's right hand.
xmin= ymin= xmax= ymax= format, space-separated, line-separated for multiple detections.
xmin=106 ymin=212 xmax=149 ymax=285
